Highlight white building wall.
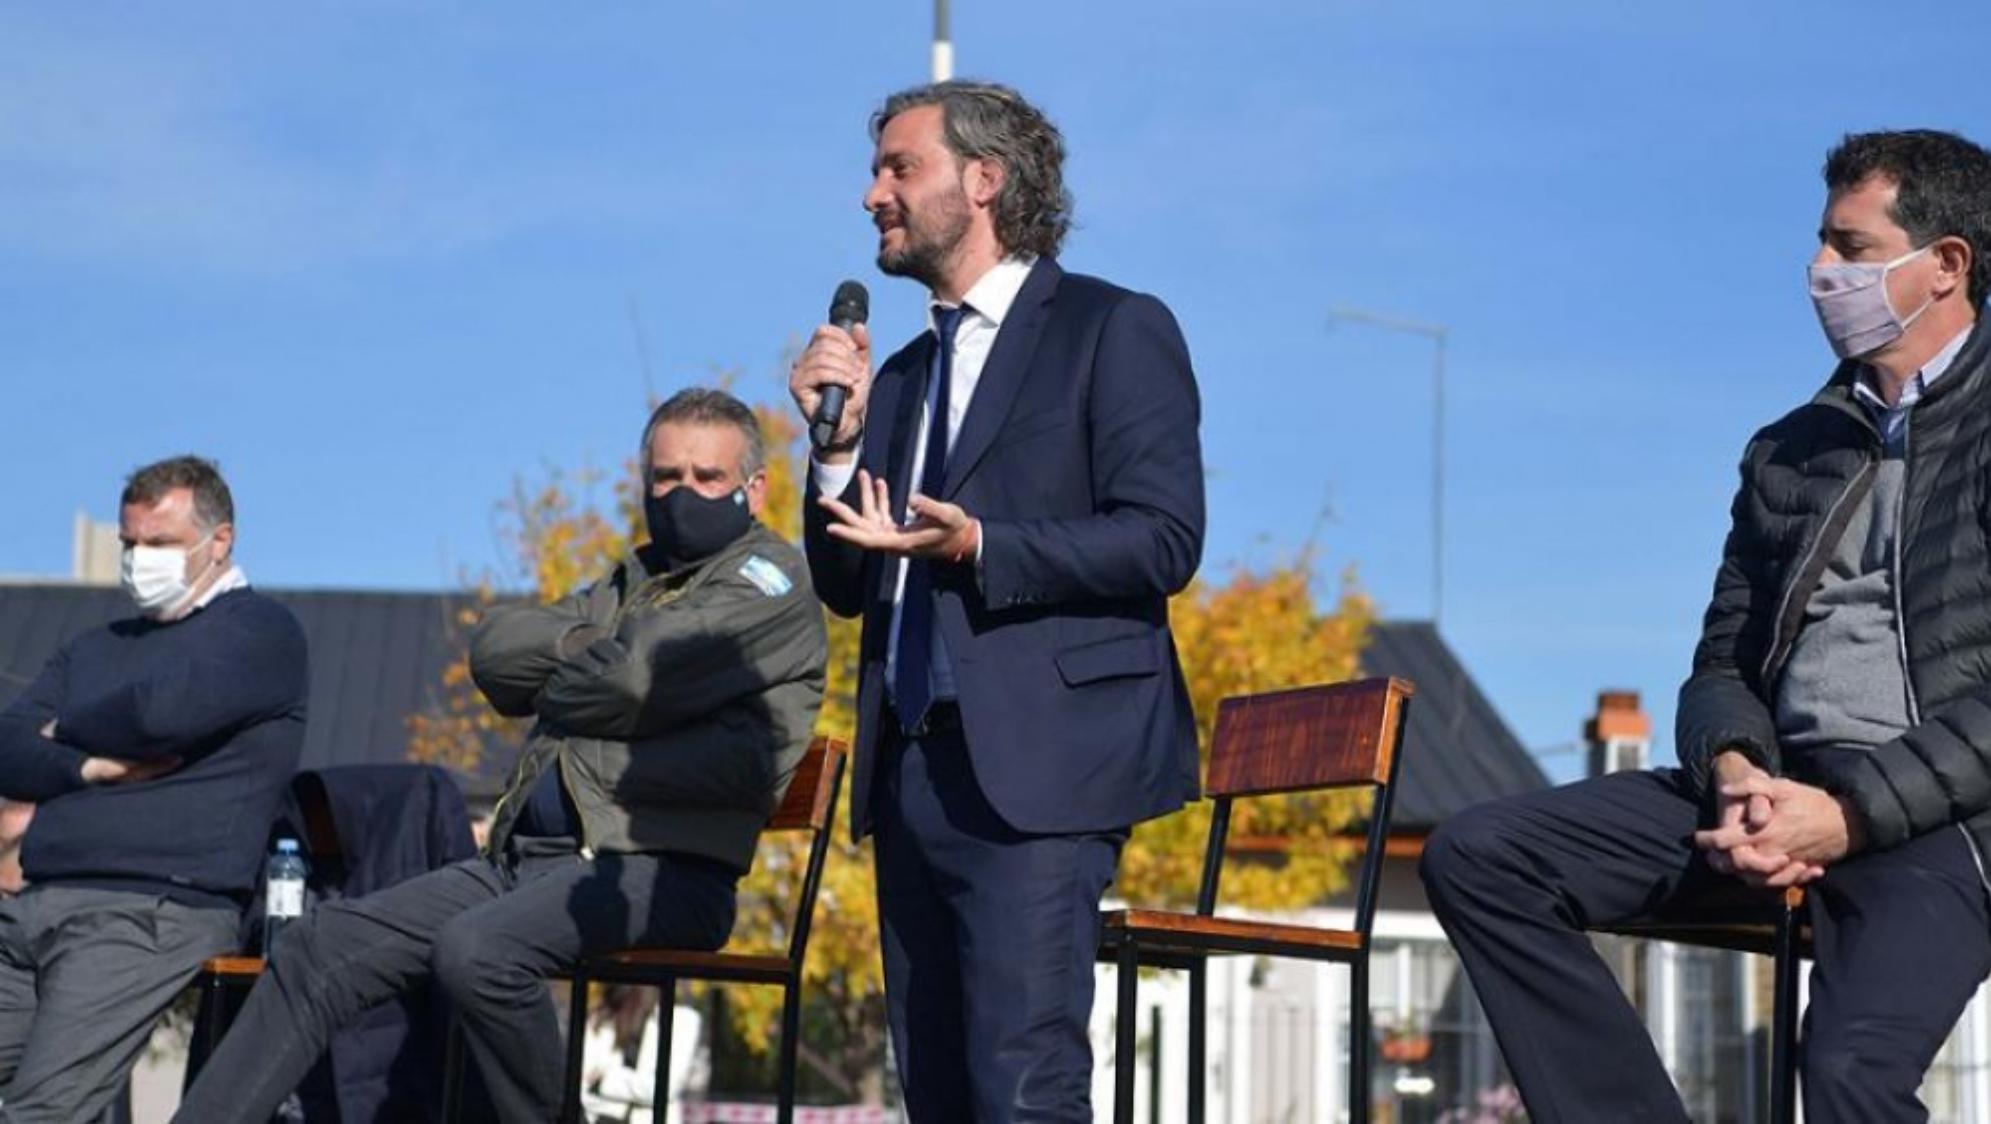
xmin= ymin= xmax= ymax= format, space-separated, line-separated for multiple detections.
xmin=1091 ymin=907 xmax=1448 ymax=1124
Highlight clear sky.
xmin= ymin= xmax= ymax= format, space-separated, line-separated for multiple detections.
xmin=6 ymin=3 xmax=1988 ymax=779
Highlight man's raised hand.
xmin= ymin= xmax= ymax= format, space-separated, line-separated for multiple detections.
xmin=817 ymin=470 xmax=980 ymax=563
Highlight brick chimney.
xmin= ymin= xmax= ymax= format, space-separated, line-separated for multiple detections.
xmin=1584 ymin=690 xmax=1651 ymax=777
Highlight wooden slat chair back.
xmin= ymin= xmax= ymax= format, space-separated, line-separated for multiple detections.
xmin=1100 ymin=677 xmax=1415 ymax=1124
xmin=769 ymin=730 xmax=841 ymax=827
xmin=545 ymin=735 xmax=850 ymax=1124
xmin=1205 ymin=677 xmax=1409 ymax=795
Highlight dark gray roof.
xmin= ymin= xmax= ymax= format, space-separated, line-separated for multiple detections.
xmin=1362 ymin=620 xmax=1549 ymax=830
xmin=0 ymin=587 xmax=1546 ymax=821
xmin=0 ymin=583 xmax=513 ymax=794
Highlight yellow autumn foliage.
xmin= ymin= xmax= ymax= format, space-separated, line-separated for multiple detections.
xmin=410 ymin=390 xmax=1373 ymax=1099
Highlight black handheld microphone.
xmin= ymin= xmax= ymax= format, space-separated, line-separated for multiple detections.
xmin=810 ymin=280 xmax=871 ymax=451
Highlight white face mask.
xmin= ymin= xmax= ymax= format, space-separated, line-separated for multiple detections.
xmin=120 ymin=532 xmax=217 ymax=620
xmin=1808 ymin=244 xmax=1936 ymax=360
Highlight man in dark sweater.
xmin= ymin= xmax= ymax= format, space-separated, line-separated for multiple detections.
xmin=177 ymin=388 xmax=828 ymax=1124
xmin=1423 ymin=131 xmax=1991 ymax=1122
xmin=0 ymin=455 xmax=308 ymax=1121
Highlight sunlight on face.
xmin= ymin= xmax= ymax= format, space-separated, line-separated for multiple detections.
xmin=647 ymin=421 xmax=767 ymax=517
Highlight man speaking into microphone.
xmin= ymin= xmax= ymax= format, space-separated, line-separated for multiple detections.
xmin=789 ymin=80 xmax=1204 ymax=1121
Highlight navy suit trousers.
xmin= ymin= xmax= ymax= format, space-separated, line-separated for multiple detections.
xmin=874 ymin=725 xmax=1125 ymax=1123
xmin=1420 ymin=767 xmax=1991 ymax=1123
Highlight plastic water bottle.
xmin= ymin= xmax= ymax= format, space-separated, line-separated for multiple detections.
xmin=263 ymin=838 xmax=308 ymax=956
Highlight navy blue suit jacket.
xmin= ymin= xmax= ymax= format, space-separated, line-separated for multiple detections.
xmin=805 ymin=259 xmax=1204 ymax=838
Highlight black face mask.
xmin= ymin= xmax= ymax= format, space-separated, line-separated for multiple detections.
xmin=644 ymin=486 xmax=752 ymax=569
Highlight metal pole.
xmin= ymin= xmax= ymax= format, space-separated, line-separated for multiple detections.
xmin=1432 ymin=329 xmax=1446 ymax=628
xmin=1326 ymin=307 xmax=1450 ymax=626
xmin=1115 ymin=940 xmax=1139 ymax=1123
xmin=932 ymin=0 xmax=954 ymax=81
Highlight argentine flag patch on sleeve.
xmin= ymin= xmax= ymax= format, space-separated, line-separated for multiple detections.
xmin=738 ymin=555 xmax=793 ymax=597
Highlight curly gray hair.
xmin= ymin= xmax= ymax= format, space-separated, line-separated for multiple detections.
xmin=873 ymin=80 xmax=1073 ymax=259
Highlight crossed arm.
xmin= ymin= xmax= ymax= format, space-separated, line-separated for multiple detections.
xmin=470 ymin=571 xmax=811 ymax=740
xmin=0 ymin=647 xmax=200 ymax=802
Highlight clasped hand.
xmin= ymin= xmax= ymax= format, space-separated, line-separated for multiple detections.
xmin=1693 ymin=754 xmax=1861 ymax=889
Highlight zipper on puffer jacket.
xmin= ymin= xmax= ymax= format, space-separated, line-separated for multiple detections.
xmin=1761 ymin=453 xmax=1878 ymax=690
xmin=1893 ymin=418 xmax=1921 ymax=728
xmin=1884 ymin=419 xmax=1991 ymax=887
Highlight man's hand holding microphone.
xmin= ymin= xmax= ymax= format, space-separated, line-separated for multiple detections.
xmin=790 ymin=281 xmax=981 ymax=564
xmin=791 ymin=281 xmax=874 ymax=463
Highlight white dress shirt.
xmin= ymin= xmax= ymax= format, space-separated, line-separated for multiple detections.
xmin=811 ymin=255 xmax=1037 ymax=706
xmin=189 ymin=564 xmax=249 ymax=613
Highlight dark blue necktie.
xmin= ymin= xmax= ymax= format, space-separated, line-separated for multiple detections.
xmin=894 ymin=305 xmax=966 ymax=733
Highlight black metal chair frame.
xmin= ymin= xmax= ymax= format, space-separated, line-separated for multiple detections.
xmin=554 ymin=740 xmax=848 ymax=1124
xmin=1098 ymin=679 xmax=1415 ymax=1124
xmin=183 ymin=956 xmax=266 ymax=1093
xmin=1599 ymin=886 xmax=1805 ymax=1124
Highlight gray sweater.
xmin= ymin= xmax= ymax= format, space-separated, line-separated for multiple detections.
xmin=1774 ymin=330 xmax=1968 ymax=762
xmin=1774 ymin=453 xmax=1913 ymax=755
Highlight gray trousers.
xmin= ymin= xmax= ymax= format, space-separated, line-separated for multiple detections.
xmin=175 ymin=840 xmax=736 ymax=1124
xmin=0 ymin=885 xmax=238 ymax=1123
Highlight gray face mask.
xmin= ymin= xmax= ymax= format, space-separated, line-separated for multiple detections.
xmin=1808 ymin=245 xmax=1934 ymax=360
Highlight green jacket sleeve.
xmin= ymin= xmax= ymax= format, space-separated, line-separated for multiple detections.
xmin=535 ymin=562 xmax=822 ymax=741
xmin=469 ymin=584 xmax=607 ymax=719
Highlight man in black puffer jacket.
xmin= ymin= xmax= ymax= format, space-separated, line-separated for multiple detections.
xmin=1422 ymin=130 xmax=1991 ymax=1123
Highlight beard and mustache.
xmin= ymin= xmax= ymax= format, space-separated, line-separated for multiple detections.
xmin=874 ymin=179 xmax=975 ymax=289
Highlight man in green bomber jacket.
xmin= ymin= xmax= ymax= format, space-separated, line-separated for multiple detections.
xmin=177 ymin=388 xmax=828 ymax=1124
